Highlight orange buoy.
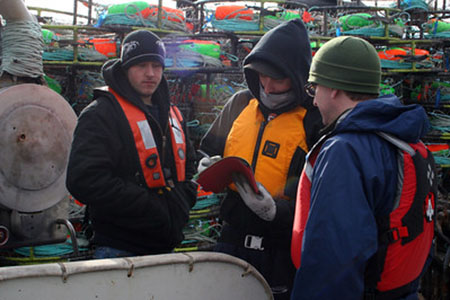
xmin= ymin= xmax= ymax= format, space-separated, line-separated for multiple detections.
xmin=144 ymin=6 xmax=185 ymax=23
xmin=89 ymin=38 xmax=117 ymax=58
xmin=215 ymin=5 xmax=253 ymax=21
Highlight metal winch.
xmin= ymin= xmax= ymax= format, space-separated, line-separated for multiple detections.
xmin=0 ymin=84 xmax=77 ymax=248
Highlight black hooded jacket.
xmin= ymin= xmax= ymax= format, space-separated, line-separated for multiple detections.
xmin=199 ymin=19 xmax=322 ymax=247
xmin=243 ymin=18 xmax=315 ymax=115
xmin=66 ymin=59 xmax=197 ymax=254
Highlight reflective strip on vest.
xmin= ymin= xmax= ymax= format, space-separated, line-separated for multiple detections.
xmin=137 ymin=120 xmax=156 ymax=149
xmin=169 ymin=106 xmax=186 ymax=181
xmin=109 ymin=88 xmax=186 ymax=188
xmin=304 ymin=161 xmax=314 ymax=181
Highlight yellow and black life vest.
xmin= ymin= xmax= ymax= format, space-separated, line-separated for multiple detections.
xmin=110 ymin=88 xmax=186 ymax=188
xmin=223 ymin=98 xmax=308 ymax=198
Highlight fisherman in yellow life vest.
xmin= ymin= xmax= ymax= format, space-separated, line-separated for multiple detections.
xmin=66 ymin=30 xmax=198 ymax=259
xmin=198 ymin=19 xmax=323 ymax=300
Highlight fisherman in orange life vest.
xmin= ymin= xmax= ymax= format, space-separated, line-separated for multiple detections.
xmin=198 ymin=19 xmax=323 ymax=300
xmin=66 ymin=30 xmax=197 ymax=259
xmin=291 ymin=36 xmax=436 ymax=299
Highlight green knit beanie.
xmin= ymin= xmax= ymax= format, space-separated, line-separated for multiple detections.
xmin=308 ymin=36 xmax=381 ymax=95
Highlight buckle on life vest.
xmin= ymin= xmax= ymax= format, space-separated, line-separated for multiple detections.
xmin=244 ymin=234 xmax=264 ymax=250
xmin=425 ymin=197 xmax=434 ymax=222
xmin=145 ymin=154 xmax=158 ymax=169
xmin=385 ymin=226 xmax=409 ymax=243
xmin=363 ymin=290 xmax=377 ymax=300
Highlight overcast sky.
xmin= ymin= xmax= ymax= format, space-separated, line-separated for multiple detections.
xmin=23 ymin=0 xmax=450 ymax=24
xmin=25 ymin=0 xmax=176 ymax=13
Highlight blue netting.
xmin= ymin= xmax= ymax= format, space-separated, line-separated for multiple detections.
xmin=342 ymin=26 xmax=402 ymax=37
xmin=393 ymin=0 xmax=429 ymax=11
xmin=210 ymin=17 xmax=261 ymax=32
xmin=43 ymin=47 xmax=108 ymax=61
xmin=380 ymin=59 xmax=433 ymax=69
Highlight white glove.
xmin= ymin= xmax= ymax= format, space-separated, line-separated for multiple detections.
xmin=197 ymin=155 xmax=222 ymax=174
xmin=232 ymin=173 xmax=276 ymax=221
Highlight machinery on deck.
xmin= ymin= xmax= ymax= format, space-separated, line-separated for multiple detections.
xmin=0 ymin=0 xmax=77 ymax=250
xmin=0 ymin=84 xmax=77 ymax=249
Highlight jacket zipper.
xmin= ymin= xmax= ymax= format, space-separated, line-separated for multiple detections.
xmin=145 ymin=110 xmax=174 ymax=187
xmin=251 ymin=119 xmax=267 ymax=171
xmin=162 ymin=121 xmax=176 ymax=188
xmin=161 ymin=123 xmax=168 ymax=166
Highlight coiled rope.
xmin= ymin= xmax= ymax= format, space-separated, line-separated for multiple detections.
xmin=432 ymin=149 xmax=450 ymax=165
xmin=429 ymin=111 xmax=450 ymax=133
xmin=0 ymin=20 xmax=44 ymax=78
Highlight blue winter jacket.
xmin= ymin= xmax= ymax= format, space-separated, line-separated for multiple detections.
xmin=290 ymin=94 xmax=430 ymax=300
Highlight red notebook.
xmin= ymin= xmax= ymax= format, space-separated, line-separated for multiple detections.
xmin=196 ymin=156 xmax=259 ymax=194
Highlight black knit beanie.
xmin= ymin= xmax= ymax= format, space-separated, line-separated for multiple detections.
xmin=120 ymin=30 xmax=166 ymax=69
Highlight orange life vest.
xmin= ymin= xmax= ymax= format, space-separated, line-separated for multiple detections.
xmin=110 ymin=88 xmax=186 ymax=188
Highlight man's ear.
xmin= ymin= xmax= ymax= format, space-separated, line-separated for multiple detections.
xmin=330 ymin=88 xmax=339 ymax=99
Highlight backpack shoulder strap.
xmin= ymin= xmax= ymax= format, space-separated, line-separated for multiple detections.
xmin=375 ymin=131 xmax=415 ymax=156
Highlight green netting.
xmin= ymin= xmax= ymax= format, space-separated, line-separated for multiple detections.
xmin=424 ymin=19 xmax=450 ymax=34
xmin=107 ymin=1 xmax=148 ymax=15
xmin=178 ymin=42 xmax=221 ymax=59
xmin=380 ymin=83 xmax=395 ymax=96
xmin=42 ymin=28 xmax=58 ymax=44
xmin=44 ymin=74 xmax=62 ymax=94
xmin=265 ymin=9 xmax=301 ymax=22
xmin=165 ymin=49 xmax=223 ymax=68
xmin=310 ymin=41 xmax=324 ymax=48
xmin=338 ymin=13 xmax=376 ymax=31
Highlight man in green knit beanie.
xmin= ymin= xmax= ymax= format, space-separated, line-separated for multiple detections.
xmin=290 ymin=36 xmax=436 ymax=299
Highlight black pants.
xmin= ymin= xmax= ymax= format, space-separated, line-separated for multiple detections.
xmin=214 ymin=229 xmax=296 ymax=300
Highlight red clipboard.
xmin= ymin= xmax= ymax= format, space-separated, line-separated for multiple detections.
xmin=196 ymin=156 xmax=259 ymax=194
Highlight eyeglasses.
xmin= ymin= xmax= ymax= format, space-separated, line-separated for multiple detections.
xmin=304 ymin=83 xmax=316 ymax=98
